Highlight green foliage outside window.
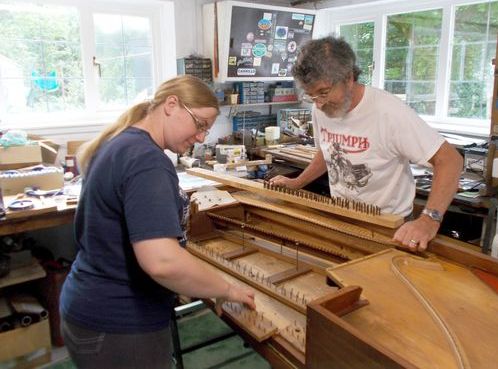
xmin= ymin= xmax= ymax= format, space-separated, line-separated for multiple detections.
xmin=0 ymin=2 xmax=84 ymax=113
xmin=449 ymin=1 xmax=498 ymax=119
xmin=0 ymin=2 xmax=154 ymax=116
xmin=340 ymin=22 xmax=374 ymax=85
xmin=94 ymin=14 xmax=153 ymax=108
xmin=384 ymin=9 xmax=443 ymax=115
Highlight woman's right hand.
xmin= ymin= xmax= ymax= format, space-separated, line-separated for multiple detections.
xmin=215 ymin=284 xmax=256 ymax=315
xmin=268 ymin=175 xmax=301 ymax=189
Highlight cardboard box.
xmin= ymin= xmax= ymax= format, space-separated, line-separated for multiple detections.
xmin=0 ymin=166 xmax=64 ymax=196
xmin=0 ymin=144 xmax=43 ymax=170
xmin=28 ymin=134 xmax=59 ymax=164
xmin=0 ymin=134 xmax=59 ymax=170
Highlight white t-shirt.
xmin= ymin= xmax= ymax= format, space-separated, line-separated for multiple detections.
xmin=312 ymin=86 xmax=445 ymax=216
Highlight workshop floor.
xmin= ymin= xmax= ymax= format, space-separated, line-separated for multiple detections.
xmin=40 ymin=308 xmax=270 ymax=369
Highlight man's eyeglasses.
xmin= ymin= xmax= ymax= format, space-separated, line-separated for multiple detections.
xmin=301 ymin=91 xmax=331 ymax=104
xmin=301 ymin=83 xmax=341 ymax=104
xmin=183 ymin=104 xmax=210 ymax=136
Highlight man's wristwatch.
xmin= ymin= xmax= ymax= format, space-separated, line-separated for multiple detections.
xmin=421 ymin=208 xmax=443 ymax=223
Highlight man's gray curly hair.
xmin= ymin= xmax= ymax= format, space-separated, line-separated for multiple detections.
xmin=292 ymin=36 xmax=361 ymax=88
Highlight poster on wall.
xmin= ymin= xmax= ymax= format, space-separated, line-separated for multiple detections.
xmin=227 ymin=6 xmax=315 ymax=78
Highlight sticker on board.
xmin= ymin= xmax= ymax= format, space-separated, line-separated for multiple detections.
xmin=287 ymin=41 xmax=297 ymax=53
xmin=238 ymin=68 xmax=256 ymax=76
xmin=252 ymin=43 xmax=267 ymax=57
xmin=258 ymin=18 xmax=272 ymax=31
xmin=271 ymin=63 xmax=280 ymax=74
xmin=275 ymin=26 xmax=288 ymax=40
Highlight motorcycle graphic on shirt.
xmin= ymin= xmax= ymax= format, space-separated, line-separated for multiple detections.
xmin=328 ymin=142 xmax=372 ymax=190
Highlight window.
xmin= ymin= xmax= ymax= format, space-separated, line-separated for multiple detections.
xmin=339 ymin=22 xmax=375 ymax=85
xmin=326 ymin=0 xmax=498 ymax=135
xmin=0 ymin=2 xmax=83 ymax=115
xmin=94 ymin=14 xmax=153 ymax=109
xmin=449 ymin=1 xmax=498 ymax=120
xmin=0 ymin=0 xmax=174 ymax=127
xmin=385 ymin=9 xmax=443 ymax=115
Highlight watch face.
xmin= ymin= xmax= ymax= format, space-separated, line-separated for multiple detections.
xmin=424 ymin=208 xmax=442 ymax=222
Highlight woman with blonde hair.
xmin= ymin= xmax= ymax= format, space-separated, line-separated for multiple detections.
xmin=60 ymin=75 xmax=255 ymax=369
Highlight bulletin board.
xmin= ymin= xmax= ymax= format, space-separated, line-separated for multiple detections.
xmin=226 ymin=6 xmax=315 ymax=79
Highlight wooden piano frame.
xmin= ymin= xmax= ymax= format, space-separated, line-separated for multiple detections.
xmin=185 ymin=169 xmax=498 ymax=369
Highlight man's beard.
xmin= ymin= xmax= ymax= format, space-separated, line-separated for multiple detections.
xmin=321 ymin=88 xmax=353 ymax=119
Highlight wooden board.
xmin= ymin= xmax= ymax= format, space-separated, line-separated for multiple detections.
xmin=264 ymin=149 xmax=312 ymax=166
xmin=327 ymin=249 xmax=498 ymax=369
xmin=392 ymin=255 xmax=498 ymax=369
xmin=208 ymin=210 xmax=363 ymax=261
xmin=246 ymin=208 xmax=389 ymax=258
xmin=188 ymin=235 xmax=338 ymax=314
xmin=195 ymin=257 xmax=307 ymax=353
xmin=187 ymin=168 xmax=403 ymax=228
xmin=4 ymin=196 xmax=57 ymax=220
xmin=279 ymin=149 xmax=315 ymax=160
xmin=221 ymin=302 xmax=277 ymax=342
xmin=232 ymin=191 xmax=395 ymax=243
xmin=188 ymin=241 xmax=307 ymax=314
xmin=279 ymin=272 xmax=338 ymax=305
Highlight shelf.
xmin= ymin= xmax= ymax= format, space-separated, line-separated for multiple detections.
xmin=0 ymin=259 xmax=46 ymax=289
xmin=222 ymin=100 xmax=302 ymax=117
xmin=220 ymin=101 xmax=301 ymax=108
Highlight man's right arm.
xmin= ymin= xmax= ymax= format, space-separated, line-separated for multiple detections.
xmin=269 ymin=149 xmax=327 ymax=189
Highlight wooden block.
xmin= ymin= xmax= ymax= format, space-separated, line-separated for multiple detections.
xmin=222 ymin=247 xmax=258 ymax=260
xmin=268 ymin=266 xmax=311 ymax=285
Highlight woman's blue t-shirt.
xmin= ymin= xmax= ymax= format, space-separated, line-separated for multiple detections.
xmin=60 ymin=127 xmax=189 ymax=333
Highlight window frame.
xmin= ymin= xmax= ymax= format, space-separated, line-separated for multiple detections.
xmin=0 ymin=0 xmax=176 ymax=130
xmin=326 ymin=0 xmax=496 ymax=136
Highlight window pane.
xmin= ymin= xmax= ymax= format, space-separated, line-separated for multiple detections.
xmin=94 ymin=13 xmax=153 ymax=109
xmin=0 ymin=1 xmax=84 ymax=115
xmin=340 ymin=22 xmax=374 ymax=85
xmin=449 ymin=1 xmax=498 ymax=119
xmin=384 ymin=9 xmax=442 ymax=115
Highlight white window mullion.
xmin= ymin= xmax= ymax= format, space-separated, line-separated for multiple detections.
xmin=154 ymin=2 xmax=177 ymax=84
xmin=372 ymin=13 xmax=386 ymax=89
xmin=435 ymin=3 xmax=453 ymax=120
xmin=79 ymin=4 xmax=98 ymax=113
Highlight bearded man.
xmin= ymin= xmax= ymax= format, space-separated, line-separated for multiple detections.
xmin=269 ymin=36 xmax=463 ymax=252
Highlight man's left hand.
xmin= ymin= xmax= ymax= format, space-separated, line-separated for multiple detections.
xmin=392 ymin=216 xmax=440 ymax=252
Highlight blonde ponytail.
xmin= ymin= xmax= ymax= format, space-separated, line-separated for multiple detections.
xmin=77 ymin=102 xmax=150 ymax=175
